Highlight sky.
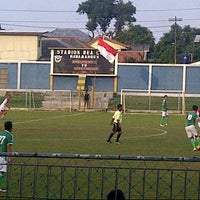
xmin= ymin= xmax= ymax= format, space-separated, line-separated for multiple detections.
xmin=1 ymin=0 xmax=200 ymax=42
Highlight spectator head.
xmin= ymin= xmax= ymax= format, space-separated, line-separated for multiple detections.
xmin=107 ymin=189 xmax=125 ymax=200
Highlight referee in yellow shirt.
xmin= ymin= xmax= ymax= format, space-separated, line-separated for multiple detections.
xmin=107 ymin=104 xmax=123 ymax=144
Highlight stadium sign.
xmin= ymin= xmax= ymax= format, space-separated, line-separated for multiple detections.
xmin=52 ymin=48 xmax=115 ymax=75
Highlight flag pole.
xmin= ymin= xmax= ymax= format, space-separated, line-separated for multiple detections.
xmin=102 ymin=34 xmax=105 ymax=41
xmin=92 ymin=65 xmax=96 ymax=109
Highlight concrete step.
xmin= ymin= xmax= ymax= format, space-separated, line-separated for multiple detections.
xmin=42 ymin=91 xmax=113 ymax=110
xmin=42 ymin=101 xmax=70 ymax=109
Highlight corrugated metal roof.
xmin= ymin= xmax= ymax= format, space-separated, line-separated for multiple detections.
xmin=44 ymin=28 xmax=90 ymax=42
xmin=130 ymin=44 xmax=150 ymax=51
xmin=40 ymin=37 xmax=90 ymax=61
xmin=0 ymin=31 xmax=46 ymax=36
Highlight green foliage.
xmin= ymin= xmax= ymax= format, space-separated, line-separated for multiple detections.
xmin=114 ymin=24 xmax=155 ymax=48
xmin=153 ymin=25 xmax=200 ymax=63
xmin=77 ymin=0 xmax=136 ymax=36
xmin=77 ymin=0 xmax=115 ymax=34
xmin=113 ymin=0 xmax=136 ymax=32
xmin=194 ymin=45 xmax=200 ymax=61
xmin=77 ymin=1 xmax=200 ymax=64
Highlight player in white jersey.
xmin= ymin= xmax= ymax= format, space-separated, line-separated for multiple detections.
xmin=0 ymin=96 xmax=11 ymax=120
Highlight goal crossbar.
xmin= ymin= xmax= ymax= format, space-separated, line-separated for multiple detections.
xmin=120 ymin=89 xmax=185 ymax=114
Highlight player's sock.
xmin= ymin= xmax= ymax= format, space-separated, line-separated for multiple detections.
xmin=165 ymin=117 xmax=169 ymax=125
xmin=116 ymin=134 xmax=121 ymax=142
xmin=0 ymin=173 xmax=3 ymax=188
xmin=196 ymin=137 xmax=200 ymax=145
xmin=107 ymin=133 xmax=114 ymax=142
xmin=160 ymin=117 xmax=164 ymax=125
xmin=191 ymin=138 xmax=196 ymax=149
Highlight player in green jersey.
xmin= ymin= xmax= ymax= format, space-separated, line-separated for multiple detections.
xmin=0 ymin=121 xmax=14 ymax=192
xmin=160 ymin=95 xmax=169 ymax=127
xmin=107 ymin=104 xmax=123 ymax=144
xmin=185 ymin=105 xmax=200 ymax=151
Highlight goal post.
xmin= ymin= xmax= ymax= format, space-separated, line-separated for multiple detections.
xmin=25 ymin=90 xmax=72 ymax=111
xmin=121 ymin=89 xmax=185 ymax=114
xmin=0 ymin=89 xmax=72 ymax=111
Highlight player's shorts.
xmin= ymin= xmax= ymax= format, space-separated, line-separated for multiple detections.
xmin=112 ymin=123 xmax=122 ymax=132
xmin=0 ymin=157 xmax=8 ymax=173
xmin=185 ymin=125 xmax=198 ymax=138
xmin=162 ymin=111 xmax=168 ymax=117
xmin=0 ymin=106 xmax=9 ymax=112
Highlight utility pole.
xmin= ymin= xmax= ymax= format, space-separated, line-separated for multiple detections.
xmin=169 ymin=16 xmax=183 ymax=64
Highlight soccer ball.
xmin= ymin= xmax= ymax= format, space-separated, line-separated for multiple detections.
xmin=196 ymin=146 xmax=200 ymax=150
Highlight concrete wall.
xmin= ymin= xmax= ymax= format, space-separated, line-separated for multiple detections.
xmin=117 ymin=63 xmax=200 ymax=95
xmin=0 ymin=35 xmax=41 ymax=60
xmin=0 ymin=61 xmax=200 ymax=95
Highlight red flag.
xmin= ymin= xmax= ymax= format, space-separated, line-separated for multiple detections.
xmin=98 ymin=37 xmax=118 ymax=63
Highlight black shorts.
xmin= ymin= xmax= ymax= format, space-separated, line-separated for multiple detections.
xmin=112 ymin=123 xmax=122 ymax=132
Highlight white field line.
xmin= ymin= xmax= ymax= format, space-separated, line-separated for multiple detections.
xmin=16 ymin=115 xmax=167 ymax=142
xmin=124 ymin=128 xmax=168 ymax=139
xmin=13 ymin=112 xmax=83 ymax=125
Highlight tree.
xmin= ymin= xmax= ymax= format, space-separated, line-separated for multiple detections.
xmin=76 ymin=0 xmax=136 ymax=37
xmin=181 ymin=26 xmax=200 ymax=63
xmin=153 ymin=26 xmax=178 ymax=63
xmin=113 ymin=25 xmax=155 ymax=62
xmin=153 ymin=25 xmax=200 ymax=63
xmin=77 ymin=0 xmax=114 ymax=37
xmin=114 ymin=25 xmax=155 ymax=48
xmin=113 ymin=0 xmax=136 ymax=33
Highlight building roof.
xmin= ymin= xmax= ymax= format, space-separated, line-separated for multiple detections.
xmin=191 ymin=61 xmax=200 ymax=65
xmin=130 ymin=44 xmax=150 ymax=52
xmin=88 ymin=36 xmax=130 ymax=50
xmin=40 ymin=28 xmax=92 ymax=60
xmin=0 ymin=31 xmax=45 ymax=36
xmin=44 ymin=28 xmax=90 ymax=42
xmin=40 ymin=36 xmax=90 ymax=61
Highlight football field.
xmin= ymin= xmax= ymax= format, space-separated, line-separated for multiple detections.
xmin=3 ymin=110 xmax=199 ymax=157
xmin=1 ymin=110 xmax=200 ymax=199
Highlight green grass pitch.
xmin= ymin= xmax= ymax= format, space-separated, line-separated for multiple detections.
xmin=1 ymin=110 xmax=200 ymax=199
xmin=2 ymin=110 xmax=199 ymax=157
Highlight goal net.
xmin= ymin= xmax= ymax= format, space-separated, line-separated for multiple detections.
xmin=0 ymin=89 xmax=72 ymax=111
xmin=120 ymin=89 xmax=185 ymax=114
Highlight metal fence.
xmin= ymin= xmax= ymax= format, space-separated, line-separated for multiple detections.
xmin=1 ymin=153 xmax=200 ymax=200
